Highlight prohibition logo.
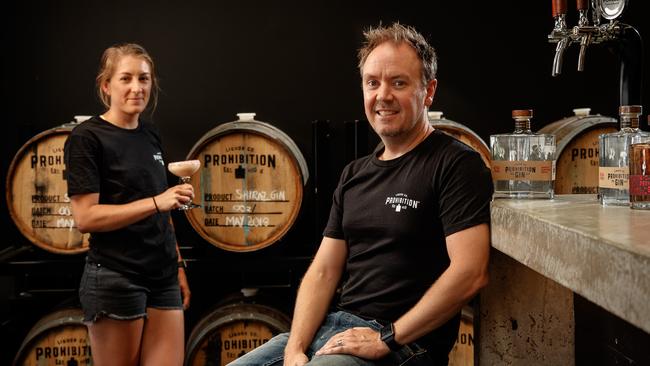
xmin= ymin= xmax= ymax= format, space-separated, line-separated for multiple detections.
xmin=153 ymin=152 xmax=164 ymax=166
xmin=384 ymin=193 xmax=420 ymax=213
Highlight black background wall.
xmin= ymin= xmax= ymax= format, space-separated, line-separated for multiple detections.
xmin=2 ymin=0 xmax=649 ymax=364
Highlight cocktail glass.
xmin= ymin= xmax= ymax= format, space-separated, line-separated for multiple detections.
xmin=168 ymin=160 xmax=201 ymax=210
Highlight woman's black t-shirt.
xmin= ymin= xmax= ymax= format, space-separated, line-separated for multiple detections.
xmin=64 ymin=116 xmax=177 ymax=280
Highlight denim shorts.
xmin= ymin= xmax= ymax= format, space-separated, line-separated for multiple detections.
xmin=227 ymin=311 xmax=439 ymax=366
xmin=79 ymin=260 xmax=182 ymax=322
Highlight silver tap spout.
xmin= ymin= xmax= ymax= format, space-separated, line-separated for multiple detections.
xmin=577 ymin=33 xmax=592 ymax=71
xmin=552 ymin=37 xmax=569 ymax=76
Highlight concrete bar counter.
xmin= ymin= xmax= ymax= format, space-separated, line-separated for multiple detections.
xmin=479 ymin=194 xmax=650 ymax=365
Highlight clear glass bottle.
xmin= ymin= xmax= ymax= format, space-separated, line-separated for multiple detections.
xmin=629 ymin=115 xmax=650 ymax=209
xmin=598 ymin=105 xmax=649 ymax=206
xmin=490 ymin=109 xmax=556 ymax=199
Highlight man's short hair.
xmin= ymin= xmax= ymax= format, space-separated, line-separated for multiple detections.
xmin=357 ymin=22 xmax=437 ymax=86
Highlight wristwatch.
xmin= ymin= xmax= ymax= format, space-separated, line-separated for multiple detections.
xmin=380 ymin=323 xmax=401 ymax=351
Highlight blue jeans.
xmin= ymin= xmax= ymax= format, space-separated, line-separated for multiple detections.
xmin=227 ymin=311 xmax=440 ymax=366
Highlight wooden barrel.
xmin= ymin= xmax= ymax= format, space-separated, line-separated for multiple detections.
xmin=448 ymin=305 xmax=475 ymax=366
xmin=538 ymin=109 xmax=617 ymax=194
xmin=6 ymin=118 xmax=91 ymax=254
xmin=185 ymin=302 xmax=291 ymax=366
xmin=185 ymin=113 xmax=309 ymax=252
xmin=13 ymin=308 xmax=92 ymax=366
xmin=428 ymin=111 xmax=491 ymax=168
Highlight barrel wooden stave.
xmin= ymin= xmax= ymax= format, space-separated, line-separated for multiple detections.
xmin=430 ymin=118 xmax=491 ymax=169
xmin=448 ymin=306 xmax=475 ymax=366
xmin=186 ymin=117 xmax=308 ymax=252
xmin=13 ymin=308 xmax=92 ymax=366
xmin=186 ymin=303 xmax=291 ymax=366
xmin=6 ymin=124 xmax=89 ymax=254
xmin=539 ymin=115 xmax=617 ymax=194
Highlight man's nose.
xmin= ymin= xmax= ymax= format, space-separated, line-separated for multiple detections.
xmin=376 ymin=84 xmax=393 ymax=102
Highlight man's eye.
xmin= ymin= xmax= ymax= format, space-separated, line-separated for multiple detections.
xmin=393 ymin=80 xmax=406 ymax=87
xmin=366 ymin=80 xmax=378 ymax=88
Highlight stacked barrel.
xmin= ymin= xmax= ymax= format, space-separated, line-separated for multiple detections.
xmin=5 ymin=117 xmax=92 ymax=366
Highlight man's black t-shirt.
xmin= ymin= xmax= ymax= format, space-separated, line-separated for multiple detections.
xmin=324 ymin=130 xmax=493 ymax=354
xmin=64 ymin=116 xmax=177 ymax=280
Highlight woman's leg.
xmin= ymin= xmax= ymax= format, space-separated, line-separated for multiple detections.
xmin=87 ymin=317 xmax=144 ymax=366
xmin=140 ymin=308 xmax=185 ymax=366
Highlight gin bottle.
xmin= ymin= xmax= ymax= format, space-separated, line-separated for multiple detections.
xmin=598 ymin=105 xmax=649 ymax=206
xmin=629 ymin=115 xmax=650 ymax=210
xmin=490 ymin=109 xmax=556 ymax=199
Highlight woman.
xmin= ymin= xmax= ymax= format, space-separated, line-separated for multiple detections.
xmin=64 ymin=43 xmax=192 ymax=366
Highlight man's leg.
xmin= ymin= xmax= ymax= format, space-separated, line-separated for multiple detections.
xmin=226 ymin=332 xmax=289 ymax=366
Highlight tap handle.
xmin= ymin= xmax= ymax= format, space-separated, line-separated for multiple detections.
xmin=552 ymin=0 xmax=567 ymax=17
xmin=577 ymin=0 xmax=588 ymax=11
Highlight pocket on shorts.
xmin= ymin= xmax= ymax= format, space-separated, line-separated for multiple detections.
xmin=78 ymin=262 xmax=96 ymax=297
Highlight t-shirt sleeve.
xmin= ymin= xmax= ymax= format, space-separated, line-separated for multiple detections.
xmin=437 ymin=150 xmax=493 ymax=237
xmin=64 ymin=131 xmax=101 ymax=196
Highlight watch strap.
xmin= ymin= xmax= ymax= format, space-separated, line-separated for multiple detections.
xmin=380 ymin=323 xmax=401 ymax=351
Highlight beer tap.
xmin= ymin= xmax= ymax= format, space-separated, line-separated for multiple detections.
xmin=547 ymin=0 xmax=643 ymax=106
xmin=577 ymin=32 xmax=592 ymax=71
xmin=575 ymin=0 xmax=594 ymax=71
xmin=549 ymin=0 xmax=570 ymax=76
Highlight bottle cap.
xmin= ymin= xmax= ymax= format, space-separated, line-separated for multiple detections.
xmin=240 ymin=288 xmax=259 ymax=297
xmin=236 ymin=112 xmax=257 ymax=122
xmin=428 ymin=111 xmax=444 ymax=120
xmin=572 ymin=108 xmax=591 ymax=116
xmin=73 ymin=115 xmax=93 ymax=123
xmin=512 ymin=109 xmax=533 ymax=118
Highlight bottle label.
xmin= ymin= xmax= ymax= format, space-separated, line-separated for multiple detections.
xmin=629 ymin=175 xmax=650 ymax=195
xmin=491 ymin=160 xmax=554 ymax=181
xmin=598 ymin=166 xmax=629 ymax=189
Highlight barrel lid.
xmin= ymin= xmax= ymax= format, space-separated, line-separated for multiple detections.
xmin=184 ymin=113 xmax=309 ymax=252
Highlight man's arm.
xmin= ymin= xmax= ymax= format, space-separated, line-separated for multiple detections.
xmin=392 ymin=223 xmax=490 ymax=344
xmin=284 ymin=236 xmax=347 ymax=366
xmin=316 ymin=223 xmax=490 ymax=358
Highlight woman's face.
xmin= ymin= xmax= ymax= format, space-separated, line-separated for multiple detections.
xmin=102 ymin=55 xmax=152 ymax=116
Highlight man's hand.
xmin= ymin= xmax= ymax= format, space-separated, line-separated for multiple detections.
xmin=283 ymin=350 xmax=308 ymax=366
xmin=314 ymin=327 xmax=390 ymax=360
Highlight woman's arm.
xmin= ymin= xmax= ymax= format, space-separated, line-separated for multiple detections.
xmin=70 ymin=183 xmax=194 ymax=233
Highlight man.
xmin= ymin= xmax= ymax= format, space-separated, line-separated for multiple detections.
xmin=229 ymin=22 xmax=493 ymax=366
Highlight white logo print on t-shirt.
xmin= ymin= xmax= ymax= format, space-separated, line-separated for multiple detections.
xmin=384 ymin=193 xmax=420 ymax=213
xmin=153 ymin=152 xmax=164 ymax=166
